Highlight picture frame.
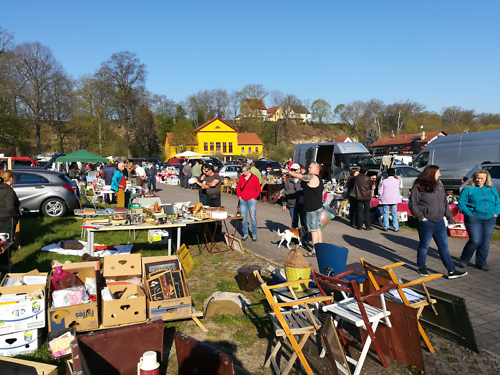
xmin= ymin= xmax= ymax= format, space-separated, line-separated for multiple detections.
xmin=224 ymin=233 xmax=244 ymax=254
xmin=171 ymin=270 xmax=186 ymax=298
xmin=145 ymin=260 xmax=179 ymax=278
xmin=321 ymin=313 xmax=352 ymax=375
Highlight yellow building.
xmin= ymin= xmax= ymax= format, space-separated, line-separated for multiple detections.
xmin=164 ymin=117 xmax=263 ymax=160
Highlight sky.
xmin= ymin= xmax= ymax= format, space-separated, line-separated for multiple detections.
xmin=2 ymin=0 xmax=499 ymax=114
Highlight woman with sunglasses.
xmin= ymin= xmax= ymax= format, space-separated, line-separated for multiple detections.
xmin=237 ymin=164 xmax=261 ymax=241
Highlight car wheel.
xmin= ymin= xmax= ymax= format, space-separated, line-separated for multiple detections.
xmin=41 ymin=198 xmax=67 ymax=218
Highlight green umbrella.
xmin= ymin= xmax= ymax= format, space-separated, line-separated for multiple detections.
xmin=55 ymin=149 xmax=109 ymax=163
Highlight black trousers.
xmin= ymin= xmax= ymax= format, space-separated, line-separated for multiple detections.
xmin=0 ymin=217 xmax=17 ymax=266
xmin=349 ymin=197 xmax=358 ymax=226
xmin=357 ymin=200 xmax=371 ymax=229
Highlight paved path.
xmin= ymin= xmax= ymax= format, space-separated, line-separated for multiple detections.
xmin=154 ymin=184 xmax=500 ymax=356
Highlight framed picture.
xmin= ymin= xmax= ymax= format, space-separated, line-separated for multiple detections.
xmin=147 ymin=275 xmax=168 ymax=301
xmin=321 ymin=313 xmax=352 ymax=375
xmin=171 ymin=270 xmax=186 ymax=298
xmin=224 ymin=233 xmax=244 ymax=254
xmin=145 ymin=260 xmax=179 ymax=277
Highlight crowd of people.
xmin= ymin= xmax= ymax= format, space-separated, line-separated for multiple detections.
xmin=0 ymin=154 xmax=498 ymax=277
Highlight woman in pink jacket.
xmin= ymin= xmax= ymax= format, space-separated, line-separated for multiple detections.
xmin=237 ymin=164 xmax=261 ymax=241
xmin=378 ymin=168 xmax=402 ymax=231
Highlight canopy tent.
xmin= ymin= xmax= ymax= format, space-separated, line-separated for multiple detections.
xmin=174 ymin=151 xmax=204 ymax=157
xmin=55 ymin=149 xmax=109 ymax=163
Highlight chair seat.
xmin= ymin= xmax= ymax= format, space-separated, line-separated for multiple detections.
xmin=384 ymin=289 xmax=436 ymax=308
xmin=323 ymin=297 xmax=391 ymax=327
xmin=269 ymin=309 xmax=321 ymax=337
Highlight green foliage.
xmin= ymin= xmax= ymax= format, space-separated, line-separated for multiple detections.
xmin=311 ymin=98 xmax=332 ymax=124
xmin=269 ymin=141 xmax=293 ymax=162
xmin=171 ymin=118 xmax=195 ymax=152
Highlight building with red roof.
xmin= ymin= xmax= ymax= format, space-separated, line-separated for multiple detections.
xmin=370 ymin=130 xmax=447 ymax=156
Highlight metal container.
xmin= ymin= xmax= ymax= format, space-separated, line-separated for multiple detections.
xmin=237 ymin=266 xmax=262 ymax=292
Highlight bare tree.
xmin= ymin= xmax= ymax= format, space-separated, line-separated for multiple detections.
xmin=0 ymin=27 xmax=14 ymax=56
xmin=441 ymin=106 xmax=475 ymax=126
xmin=388 ymin=100 xmax=425 ymax=134
xmin=364 ymin=98 xmax=385 ymax=136
xmin=101 ymin=51 xmax=147 ymax=158
xmin=341 ymin=100 xmax=365 ymax=127
xmin=228 ymin=90 xmax=241 ymax=122
xmin=46 ymin=71 xmax=74 ymax=152
xmin=213 ymin=89 xmax=229 ymax=119
xmin=11 ymin=42 xmax=63 ymax=153
xmin=238 ymin=84 xmax=267 ymax=101
xmin=133 ymin=103 xmax=160 ymax=157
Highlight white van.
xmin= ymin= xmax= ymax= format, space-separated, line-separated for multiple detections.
xmin=411 ymin=129 xmax=500 ymax=191
xmin=293 ymin=142 xmax=378 ymax=181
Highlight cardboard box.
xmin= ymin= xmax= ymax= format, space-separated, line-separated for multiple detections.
xmin=0 ymin=356 xmax=57 ymax=375
xmin=103 ymin=254 xmax=142 ymax=281
xmin=47 ymin=263 xmax=99 ymax=333
xmin=0 ymin=271 xmax=47 ymax=335
xmin=142 ymin=256 xmax=192 ymax=321
xmin=449 ymin=227 xmax=469 ymax=238
xmin=101 ymin=284 xmax=147 ymax=327
xmin=0 ymin=328 xmax=42 ymax=357
xmin=148 ymin=229 xmax=169 ymax=243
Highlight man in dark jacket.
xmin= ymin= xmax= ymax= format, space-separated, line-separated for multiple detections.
xmin=102 ymin=161 xmax=116 ymax=186
xmin=355 ymin=166 xmax=373 ymax=230
xmin=146 ymin=162 xmax=157 ymax=192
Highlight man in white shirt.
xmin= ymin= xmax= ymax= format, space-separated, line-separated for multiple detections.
xmin=134 ymin=163 xmax=146 ymax=189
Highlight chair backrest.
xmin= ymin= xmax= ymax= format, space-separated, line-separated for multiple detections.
xmin=314 ymin=243 xmax=349 ymax=275
xmin=360 ymin=258 xmax=398 ymax=286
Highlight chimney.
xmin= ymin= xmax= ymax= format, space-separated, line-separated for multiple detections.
xmin=390 ymin=131 xmax=394 ymax=138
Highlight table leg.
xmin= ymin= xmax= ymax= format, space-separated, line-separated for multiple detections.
xmin=177 ymin=227 xmax=181 ymax=251
xmin=168 ymin=228 xmax=172 ymax=256
xmin=88 ymin=231 xmax=94 ymax=256
xmin=223 ymin=219 xmax=241 ymax=253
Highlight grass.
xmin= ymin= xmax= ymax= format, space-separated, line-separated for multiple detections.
xmin=5 ymin=209 xmax=276 ymax=375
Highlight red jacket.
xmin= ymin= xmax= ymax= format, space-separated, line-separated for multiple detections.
xmin=237 ymin=174 xmax=261 ymax=200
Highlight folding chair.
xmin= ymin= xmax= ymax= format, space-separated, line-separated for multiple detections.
xmin=259 ymin=181 xmax=268 ymax=201
xmin=221 ymin=177 xmax=230 ymax=194
xmin=312 ymin=269 xmax=396 ymax=375
xmin=254 ymin=271 xmax=333 ymax=375
xmin=360 ymin=258 xmax=441 ymax=353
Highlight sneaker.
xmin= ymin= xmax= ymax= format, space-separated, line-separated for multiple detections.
xmin=252 ymin=235 xmax=257 ymax=242
xmin=476 ymin=264 xmax=489 ymax=271
xmin=418 ymin=267 xmax=429 ymax=276
xmin=241 ymin=235 xmax=248 ymax=241
xmin=382 ymin=228 xmax=388 ymax=231
xmin=366 ymin=227 xmax=373 ymax=231
xmin=448 ymin=270 xmax=468 ymax=279
xmin=457 ymin=260 xmax=467 ymax=268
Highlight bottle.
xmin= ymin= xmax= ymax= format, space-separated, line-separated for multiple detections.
xmin=236 ymin=204 xmax=241 ymax=217
xmin=51 ymin=266 xmax=69 ymax=291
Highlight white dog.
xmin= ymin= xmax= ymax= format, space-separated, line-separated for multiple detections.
xmin=277 ymin=228 xmax=302 ymax=249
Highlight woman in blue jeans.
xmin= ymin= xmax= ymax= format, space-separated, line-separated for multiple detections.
xmin=408 ymin=165 xmax=467 ymax=279
xmin=236 ymin=164 xmax=261 ymax=241
xmin=458 ymin=169 xmax=500 ymax=271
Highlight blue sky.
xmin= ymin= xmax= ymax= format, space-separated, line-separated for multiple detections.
xmin=2 ymin=0 xmax=499 ymax=114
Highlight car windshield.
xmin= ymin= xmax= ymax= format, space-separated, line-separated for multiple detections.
xmin=346 ymin=154 xmax=378 ymax=166
xmin=58 ymin=174 xmax=73 ymax=184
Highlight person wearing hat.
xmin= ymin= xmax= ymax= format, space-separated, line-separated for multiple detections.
xmin=282 ymin=163 xmax=307 ymax=233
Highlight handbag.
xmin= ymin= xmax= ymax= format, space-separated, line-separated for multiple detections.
xmin=348 ymin=189 xmax=357 ymax=199
xmin=238 ymin=176 xmax=252 ymax=206
xmin=208 ymin=194 xmax=219 ymax=200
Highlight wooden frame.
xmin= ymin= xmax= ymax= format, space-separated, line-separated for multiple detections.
xmin=145 ymin=259 xmax=179 ymax=277
xmin=321 ymin=313 xmax=352 ymax=375
xmin=360 ymin=258 xmax=441 ymax=353
xmin=224 ymin=233 xmax=244 ymax=254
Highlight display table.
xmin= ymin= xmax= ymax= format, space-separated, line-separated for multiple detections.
xmin=131 ymin=196 xmax=162 ymax=207
xmin=265 ymin=183 xmax=285 ymax=202
xmin=370 ymin=198 xmax=461 ymax=218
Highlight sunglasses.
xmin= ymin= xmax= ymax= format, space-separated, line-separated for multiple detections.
xmin=290 ymin=169 xmax=298 ymax=171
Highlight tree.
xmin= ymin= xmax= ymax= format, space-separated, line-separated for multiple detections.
xmin=364 ymin=98 xmax=385 ymax=136
xmin=386 ymin=100 xmax=425 ymax=135
xmin=364 ymin=128 xmax=379 ymax=148
xmin=341 ymin=101 xmax=365 ymax=127
xmin=238 ymin=84 xmax=267 ymax=101
xmin=0 ymin=97 xmax=29 ymax=153
xmin=171 ymin=118 xmax=195 ymax=153
xmin=101 ymin=51 xmax=147 ymax=158
xmin=133 ymin=103 xmax=160 ymax=157
xmin=0 ymin=27 xmax=14 ymax=56
xmin=311 ymin=98 xmax=332 ymax=124
xmin=46 ymin=71 xmax=74 ymax=152
xmin=441 ymin=106 xmax=475 ymax=126
xmin=10 ymin=42 xmax=64 ymax=154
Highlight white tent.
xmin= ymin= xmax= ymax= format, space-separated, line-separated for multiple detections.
xmin=174 ymin=151 xmax=204 ymax=157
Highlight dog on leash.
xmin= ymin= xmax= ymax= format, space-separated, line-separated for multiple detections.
xmin=277 ymin=228 xmax=302 ymax=249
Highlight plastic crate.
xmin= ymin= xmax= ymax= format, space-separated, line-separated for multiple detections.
xmin=448 ymin=227 xmax=469 ymax=239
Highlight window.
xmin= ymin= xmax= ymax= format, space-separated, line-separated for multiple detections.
xmin=484 ymin=166 xmax=500 ymax=180
xmin=210 ymin=142 xmax=214 ymax=152
xmin=248 ymin=147 xmax=252 ymax=153
xmin=241 ymin=147 xmax=245 ymax=154
xmin=15 ymin=173 xmax=43 ymax=184
xmin=413 ymin=152 xmax=429 ymax=169
xmin=255 ymin=147 xmax=258 ymax=153
xmin=223 ymin=142 xmax=227 ymax=153
xmin=229 ymin=142 xmax=233 ymax=153
xmin=405 ymin=168 xmax=421 ymax=177
xmin=204 ymin=142 xmax=208 ymax=152
xmin=216 ymin=142 xmax=221 ymax=152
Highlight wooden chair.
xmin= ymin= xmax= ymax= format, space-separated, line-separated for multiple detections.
xmin=258 ymin=181 xmax=267 ymax=201
xmin=254 ymin=271 xmax=333 ymax=375
xmin=359 ymin=258 xmax=441 ymax=353
xmin=229 ymin=178 xmax=238 ymax=195
xmin=221 ymin=177 xmax=230 ymax=194
xmin=312 ymin=269 xmax=397 ymax=375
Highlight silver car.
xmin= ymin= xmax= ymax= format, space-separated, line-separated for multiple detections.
xmin=218 ymin=165 xmax=242 ymax=179
xmin=13 ymin=168 xmax=80 ymax=217
xmin=459 ymin=162 xmax=500 ymax=195
xmin=393 ymin=166 xmax=422 ymax=195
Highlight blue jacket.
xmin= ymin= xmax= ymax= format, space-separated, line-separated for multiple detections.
xmin=458 ymin=185 xmax=500 ymax=220
xmin=111 ymin=170 xmax=124 ymax=192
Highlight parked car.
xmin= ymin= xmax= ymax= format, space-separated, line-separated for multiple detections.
xmin=459 ymin=162 xmax=500 ymax=195
xmin=254 ymin=160 xmax=282 ymax=177
xmin=0 ymin=157 xmax=39 ymax=170
xmin=374 ymin=165 xmax=421 ymax=196
xmin=186 ymin=157 xmax=223 ymax=172
xmin=12 ymin=168 xmax=80 ymax=217
xmin=218 ymin=165 xmax=242 ymax=179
